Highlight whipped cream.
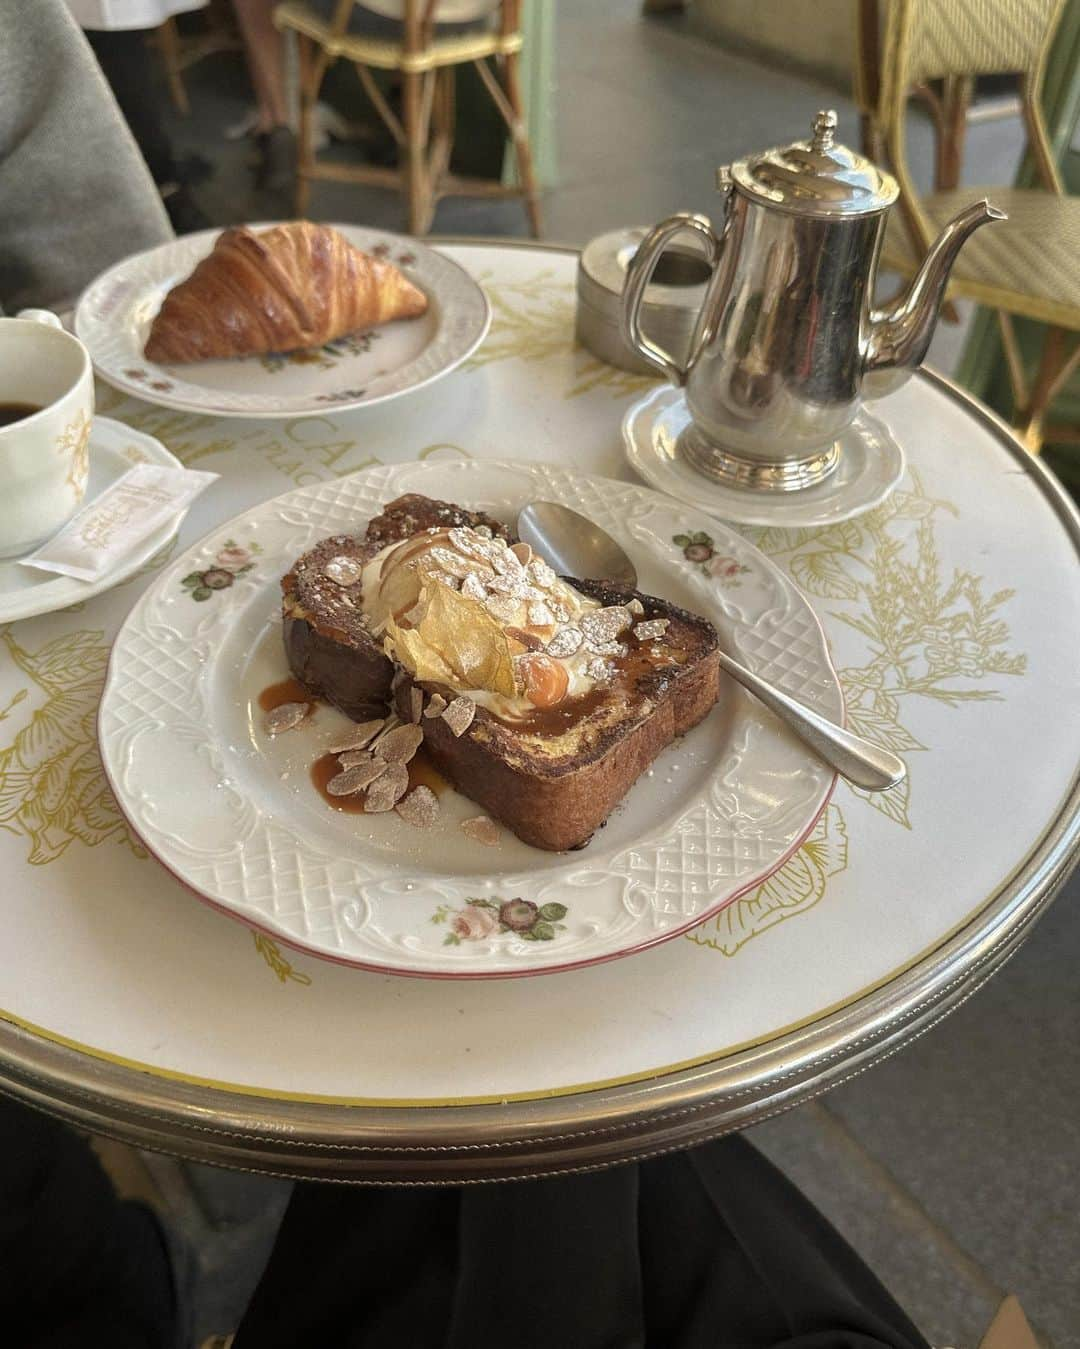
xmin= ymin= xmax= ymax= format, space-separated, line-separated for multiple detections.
xmin=360 ymin=525 xmax=625 ymax=719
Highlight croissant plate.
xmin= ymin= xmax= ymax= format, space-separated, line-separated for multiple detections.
xmin=144 ymin=222 xmax=429 ymax=364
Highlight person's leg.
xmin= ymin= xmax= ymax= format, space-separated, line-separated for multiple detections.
xmin=84 ymin=27 xmax=210 ymax=234
xmin=0 ymin=1097 xmax=177 ymax=1349
xmin=230 ymin=0 xmax=295 ymax=191
xmin=639 ymin=1133 xmax=931 ymax=1349
xmin=232 ymin=1182 xmax=459 ymax=1348
xmin=85 ymin=28 xmax=176 ymax=185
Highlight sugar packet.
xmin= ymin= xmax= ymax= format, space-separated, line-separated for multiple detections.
xmin=20 ymin=464 xmax=218 ymax=581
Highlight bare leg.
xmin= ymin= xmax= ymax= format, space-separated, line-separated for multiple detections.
xmin=230 ymin=0 xmax=289 ymax=132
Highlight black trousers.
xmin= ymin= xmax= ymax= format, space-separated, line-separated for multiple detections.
xmin=233 ymin=1136 xmax=930 ymax=1349
xmin=0 ymin=1094 xmax=930 ymax=1349
xmin=85 ymin=28 xmax=177 ymax=187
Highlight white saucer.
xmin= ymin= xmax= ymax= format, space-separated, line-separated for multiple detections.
xmin=623 ymin=385 xmax=906 ymax=528
xmin=0 ymin=417 xmax=185 ymax=623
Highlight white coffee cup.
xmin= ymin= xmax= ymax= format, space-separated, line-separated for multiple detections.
xmin=0 ymin=310 xmax=95 ymax=559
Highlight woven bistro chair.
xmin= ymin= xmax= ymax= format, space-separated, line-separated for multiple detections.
xmin=861 ymin=0 xmax=1080 ymax=452
xmin=273 ymin=0 xmax=541 ymax=236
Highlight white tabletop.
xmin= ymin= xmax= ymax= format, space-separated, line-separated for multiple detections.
xmin=1 ymin=242 xmax=1078 ymax=1181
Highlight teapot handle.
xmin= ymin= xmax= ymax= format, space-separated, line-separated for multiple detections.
xmin=621 ymin=213 xmax=723 ymax=387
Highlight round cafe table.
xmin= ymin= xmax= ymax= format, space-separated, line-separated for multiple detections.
xmin=1 ymin=241 xmax=1078 ymax=1182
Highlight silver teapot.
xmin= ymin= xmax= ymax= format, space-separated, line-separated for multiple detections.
xmin=621 ymin=111 xmax=1003 ymax=492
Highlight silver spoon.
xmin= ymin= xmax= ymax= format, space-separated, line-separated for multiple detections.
xmin=517 ymin=500 xmax=906 ymax=793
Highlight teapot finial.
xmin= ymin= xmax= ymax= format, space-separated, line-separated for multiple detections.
xmin=810 ymin=109 xmax=837 ymax=152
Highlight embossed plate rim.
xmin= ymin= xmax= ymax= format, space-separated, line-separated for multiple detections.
xmin=74 ymin=224 xmax=491 ymax=418
xmin=97 ymin=459 xmax=840 ymax=978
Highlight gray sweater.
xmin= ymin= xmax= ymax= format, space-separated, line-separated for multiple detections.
xmin=0 ymin=0 xmax=172 ymax=312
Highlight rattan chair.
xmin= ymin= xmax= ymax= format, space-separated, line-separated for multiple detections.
xmin=273 ymin=0 xmax=541 ymax=236
xmin=859 ymin=0 xmax=1080 ymax=452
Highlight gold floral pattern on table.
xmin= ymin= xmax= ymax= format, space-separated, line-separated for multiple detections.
xmin=180 ymin=539 xmax=261 ymax=602
xmin=687 ymin=804 xmax=849 ymax=956
xmin=747 ymin=470 xmax=1026 ymax=831
xmin=673 ymin=529 xmax=751 ymax=586
xmin=467 ymin=271 xmax=660 ymax=400
xmin=0 ymin=628 xmax=145 ymax=865
xmin=58 ymin=409 xmax=92 ymax=494
xmin=432 ymin=897 xmax=570 ymax=945
xmin=253 ymin=931 xmax=312 ymax=986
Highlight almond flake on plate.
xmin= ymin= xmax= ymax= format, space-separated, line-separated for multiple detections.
xmin=429 ymin=547 xmax=494 ymax=581
xmin=460 ymin=815 xmax=499 ymax=846
xmin=264 ymin=701 xmax=310 ymax=736
xmin=376 ymin=723 xmax=424 ymax=763
xmin=510 ymin=542 xmax=533 ymax=566
xmin=545 ymin=625 xmax=583 ymax=658
xmin=585 ymin=657 xmax=614 ymax=682
xmin=336 ymin=748 xmax=380 ymax=772
xmin=441 ymin=696 xmax=476 ymax=737
xmin=327 ymin=760 xmax=386 ymax=796
xmin=460 ymin=573 xmax=488 ymax=601
xmin=527 ymin=599 xmax=555 ymax=627
xmin=423 ymin=692 xmax=447 ymax=719
xmin=627 ymin=598 xmax=645 ymax=616
xmin=633 ymin=618 xmax=670 ymax=641
xmin=365 ymin=761 xmax=409 ymax=812
xmin=326 ymin=719 xmax=384 ymax=753
xmin=395 ymin=785 xmax=440 ymax=829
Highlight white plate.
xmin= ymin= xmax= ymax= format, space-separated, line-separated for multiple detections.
xmin=75 ymin=225 xmax=490 ymax=419
xmin=0 ymin=417 xmax=184 ymax=624
xmin=624 ymin=385 xmax=906 ymax=527
xmin=99 ymin=460 xmax=841 ymax=978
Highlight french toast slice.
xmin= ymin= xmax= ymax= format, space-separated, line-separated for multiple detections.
xmin=281 ymin=494 xmax=510 ymax=719
xmin=281 ymin=494 xmax=721 ymax=851
xmin=393 ymin=581 xmax=719 ymax=850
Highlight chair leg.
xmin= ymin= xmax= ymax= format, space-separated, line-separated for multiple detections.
xmin=295 ymin=33 xmax=315 ymax=217
xmin=402 ymin=68 xmax=432 ymax=235
xmin=1014 ymin=325 xmax=1080 ymax=455
xmin=158 ymin=19 xmax=190 ymax=116
xmin=500 ymin=49 xmax=542 ymax=238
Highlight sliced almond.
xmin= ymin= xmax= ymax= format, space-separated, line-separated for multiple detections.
xmin=395 ymin=785 xmax=440 ymax=829
xmin=326 ymin=719 xmax=384 ymax=753
xmin=327 ymin=761 xmax=385 ymax=796
xmin=365 ymin=761 xmax=409 ymax=812
xmin=461 ymin=815 xmax=499 ymax=846
xmin=423 ymin=692 xmax=448 ymax=719
xmin=441 ymin=696 xmax=476 ymax=737
xmin=510 ymin=541 xmax=533 ymax=566
xmin=335 ymin=748 xmax=374 ymax=771
xmin=264 ymin=701 xmax=310 ymax=736
xmin=627 ymin=598 xmax=645 ymax=617
xmin=322 ymin=555 xmax=363 ymax=586
xmin=408 ymin=686 xmax=424 ymax=723
xmin=376 ymin=723 xmax=424 ymax=763
xmin=633 ymin=618 xmax=670 ymax=642
xmin=545 ymin=625 xmax=583 ymax=658
xmin=368 ymin=714 xmax=401 ymax=752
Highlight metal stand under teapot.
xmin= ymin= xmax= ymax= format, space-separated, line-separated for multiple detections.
xmin=621 ymin=111 xmax=1003 ymax=493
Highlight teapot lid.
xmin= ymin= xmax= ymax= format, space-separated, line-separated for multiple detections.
xmin=729 ymin=110 xmax=898 ymax=217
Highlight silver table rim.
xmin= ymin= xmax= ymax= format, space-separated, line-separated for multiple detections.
xmin=1 ymin=240 xmax=1078 ymax=1183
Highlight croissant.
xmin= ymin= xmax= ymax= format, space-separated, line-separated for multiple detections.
xmin=144 ymin=222 xmax=428 ymax=364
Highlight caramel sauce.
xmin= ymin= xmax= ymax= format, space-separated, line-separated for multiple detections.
xmin=258 ymin=677 xmax=314 ymax=712
xmin=310 ymin=744 xmax=447 ymax=813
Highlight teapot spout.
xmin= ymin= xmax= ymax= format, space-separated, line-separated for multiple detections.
xmin=864 ymin=200 xmax=1005 ymax=397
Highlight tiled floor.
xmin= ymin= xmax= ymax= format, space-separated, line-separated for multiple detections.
xmin=125 ymin=5 xmax=1080 ymax=1345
